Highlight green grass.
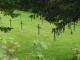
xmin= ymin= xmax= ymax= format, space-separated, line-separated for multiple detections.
xmin=0 ymin=10 xmax=80 ymax=60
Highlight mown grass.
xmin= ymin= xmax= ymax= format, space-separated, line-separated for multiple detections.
xmin=0 ymin=10 xmax=80 ymax=60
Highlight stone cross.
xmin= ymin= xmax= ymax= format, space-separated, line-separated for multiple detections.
xmin=37 ymin=24 xmax=41 ymax=35
xmin=52 ymin=28 xmax=56 ymax=40
xmin=0 ymin=16 xmax=2 ymax=26
xmin=20 ymin=21 xmax=23 ymax=30
xmin=9 ymin=19 xmax=12 ymax=27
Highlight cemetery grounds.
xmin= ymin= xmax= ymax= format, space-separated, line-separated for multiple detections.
xmin=0 ymin=10 xmax=80 ymax=60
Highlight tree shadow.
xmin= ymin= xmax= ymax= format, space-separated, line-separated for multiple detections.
xmin=4 ymin=12 xmax=21 ymax=18
xmin=0 ymin=26 xmax=13 ymax=33
xmin=3 ymin=9 xmax=21 ymax=18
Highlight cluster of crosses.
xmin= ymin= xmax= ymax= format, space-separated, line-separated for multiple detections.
xmin=29 ymin=14 xmax=77 ymax=40
xmin=0 ymin=15 xmax=24 ymax=32
xmin=0 ymin=12 xmax=77 ymax=41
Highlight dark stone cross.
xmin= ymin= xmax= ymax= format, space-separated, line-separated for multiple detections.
xmin=9 ymin=19 xmax=12 ymax=27
xmin=33 ymin=14 xmax=36 ymax=19
xmin=20 ymin=21 xmax=23 ymax=30
xmin=20 ymin=15 xmax=23 ymax=30
xmin=52 ymin=28 xmax=56 ymax=40
xmin=0 ymin=17 xmax=2 ymax=26
xmin=37 ymin=24 xmax=41 ymax=35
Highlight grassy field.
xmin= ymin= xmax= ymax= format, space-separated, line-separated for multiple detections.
xmin=0 ymin=10 xmax=80 ymax=60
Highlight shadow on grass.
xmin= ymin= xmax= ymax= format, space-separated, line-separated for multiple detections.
xmin=0 ymin=26 xmax=13 ymax=33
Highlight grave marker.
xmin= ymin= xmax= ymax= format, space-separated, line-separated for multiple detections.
xmin=9 ymin=19 xmax=12 ymax=27
xmin=20 ymin=15 xmax=23 ymax=30
xmin=20 ymin=21 xmax=23 ymax=30
xmin=37 ymin=24 xmax=41 ymax=35
xmin=0 ymin=16 xmax=2 ymax=26
xmin=52 ymin=28 xmax=56 ymax=40
xmin=33 ymin=14 xmax=36 ymax=19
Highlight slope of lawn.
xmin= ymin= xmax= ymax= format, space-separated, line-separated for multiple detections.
xmin=0 ymin=10 xmax=80 ymax=60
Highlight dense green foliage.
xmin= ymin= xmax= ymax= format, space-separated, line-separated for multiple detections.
xmin=0 ymin=0 xmax=80 ymax=20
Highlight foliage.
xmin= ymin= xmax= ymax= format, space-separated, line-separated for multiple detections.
xmin=0 ymin=38 xmax=20 ymax=60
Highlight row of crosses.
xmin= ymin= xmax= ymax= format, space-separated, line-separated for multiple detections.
xmin=0 ymin=16 xmax=72 ymax=40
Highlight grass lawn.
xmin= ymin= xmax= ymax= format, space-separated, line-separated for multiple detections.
xmin=0 ymin=10 xmax=80 ymax=60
